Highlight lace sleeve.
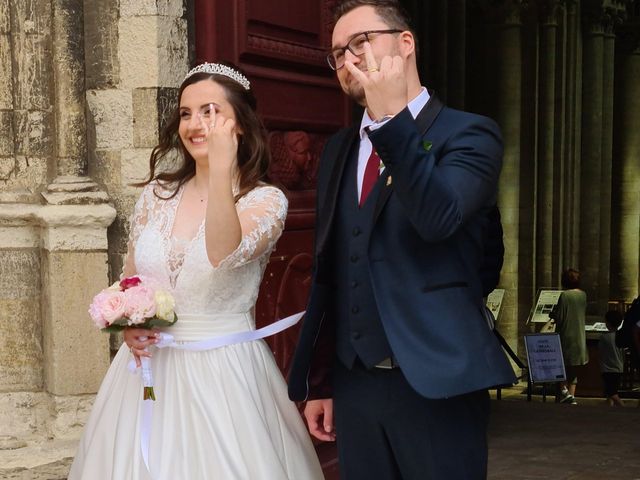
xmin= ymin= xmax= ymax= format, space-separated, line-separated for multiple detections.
xmin=215 ymin=185 xmax=288 ymax=270
xmin=120 ymin=184 xmax=156 ymax=279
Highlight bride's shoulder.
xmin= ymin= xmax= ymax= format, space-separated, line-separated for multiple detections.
xmin=237 ymin=185 xmax=288 ymax=223
xmin=241 ymin=184 xmax=287 ymax=208
xmin=138 ymin=180 xmax=179 ymax=203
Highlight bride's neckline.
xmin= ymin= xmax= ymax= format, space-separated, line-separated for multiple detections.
xmin=167 ymin=179 xmax=243 ymax=244
xmin=168 ymin=183 xmax=206 ymax=245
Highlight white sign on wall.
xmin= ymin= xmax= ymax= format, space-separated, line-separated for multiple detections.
xmin=529 ymin=289 xmax=563 ymax=323
xmin=485 ymin=288 xmax=505 ymax=321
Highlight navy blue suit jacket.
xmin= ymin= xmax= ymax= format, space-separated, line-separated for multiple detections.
xmin=288 ymin=95 xmax=516 ymax=401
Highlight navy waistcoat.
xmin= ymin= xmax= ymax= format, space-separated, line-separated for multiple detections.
xmin=331 ymin=148 xmax=393 ymax=369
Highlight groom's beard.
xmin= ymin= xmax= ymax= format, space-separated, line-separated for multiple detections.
xmin=343 ymin=73 xmax=366 ymax=106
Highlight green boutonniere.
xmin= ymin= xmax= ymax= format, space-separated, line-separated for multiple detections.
xmin=423 ymin=140 xmax=433 ymax=152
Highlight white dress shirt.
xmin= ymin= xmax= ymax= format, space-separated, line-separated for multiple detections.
xmin=356 ymin=87 xmax=431 ymax=202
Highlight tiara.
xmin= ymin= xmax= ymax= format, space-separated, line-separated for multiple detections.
xmin=184 ymin=63 xmax=251 ymax=90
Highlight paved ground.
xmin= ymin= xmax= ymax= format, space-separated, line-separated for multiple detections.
xmin=488 ymin=388 xmax=640 ymax=480
xmin=2 ymin=387 xmax=639 ymax=479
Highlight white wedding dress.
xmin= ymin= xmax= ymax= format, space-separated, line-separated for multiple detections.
xmin=69 ymin=182 xmax=324 ymax=480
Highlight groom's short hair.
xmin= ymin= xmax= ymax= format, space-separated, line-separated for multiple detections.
xmin=332 ymin=0 xmax=413 ymax=34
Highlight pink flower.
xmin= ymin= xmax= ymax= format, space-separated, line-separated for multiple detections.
xmin=120 ymin=275 xmax=142 ymax=290
xmin=123 ymin=285 xmax=157 ymax=324
xmin=89 ymin=290 xmax=127 ymax=328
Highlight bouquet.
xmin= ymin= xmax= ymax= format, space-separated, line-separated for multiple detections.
xmin=89 ymin=275 xmax=177 ymax=400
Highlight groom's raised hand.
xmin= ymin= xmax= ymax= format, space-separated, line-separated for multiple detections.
xmin=304 ymin=399 xmax=336 ymax=442
xmin=344 ymin=41 xmax=408 ymax=121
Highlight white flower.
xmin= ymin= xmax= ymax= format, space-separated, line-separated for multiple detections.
xmin=155 ymin=290 xmax=176 ymax=321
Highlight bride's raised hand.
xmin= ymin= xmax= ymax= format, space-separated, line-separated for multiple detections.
xmin=199 ymin=104 xmax=238 ymax=175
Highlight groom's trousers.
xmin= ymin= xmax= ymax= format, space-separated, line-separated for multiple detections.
xmin=333 ymin=359 xmax=490 ymax=480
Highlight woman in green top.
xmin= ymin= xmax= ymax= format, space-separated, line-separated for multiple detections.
xmin=550 ymin=268 xmax=588 ymax=404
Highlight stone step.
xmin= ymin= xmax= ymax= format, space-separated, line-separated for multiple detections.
xmin=0 ymin=437 xmax=76 ymax=480
xmin=0 ymin=391 xmax=94 ymax=440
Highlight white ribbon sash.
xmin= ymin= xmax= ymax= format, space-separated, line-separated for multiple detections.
xmin=130 ymin=311 xmax=305 ymax=476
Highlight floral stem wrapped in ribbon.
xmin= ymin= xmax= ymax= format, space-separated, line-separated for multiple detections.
xmin=88 ymin=275 xmax=178 ymax=400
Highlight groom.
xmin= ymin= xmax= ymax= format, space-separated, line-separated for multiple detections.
xmin=288 ymin=1 xmax=516 ymax=479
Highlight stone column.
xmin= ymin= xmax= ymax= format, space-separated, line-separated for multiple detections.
xmin=0 ymin=0 xmax=54 ymax=397
xmin=0 ymin=206 xmax=43 ymax=392
xmin=41 ymin=0 xmax=110 ymax=213
xmin=536 ymin=1 xmax=563 ymax=289
xmin=579 ymin=8 xmax=606 ymax=313
xmin=39 ymin=0 xmax=119 ymax=394
xmin=40 ymin=16 xmax=116 ymax=391
xmin=39 ymin=201 xmax=116 ymax=395
xmin=0 ymin=205 xmax=42 ymax=453
xmin=597 ymin=7 xmax=618 ymax=310
xmin=8 ymin=0 xmax=53 ymax=197
xmin=611 ymin=11 xmax=640 ymax=301
xmin=580 ymin=3 xmax=627 ymax=314
xmin=52 ymin=0 xmax=87 ymax=178
xmin=563 ymin=0 xmax=580 ymax=270
xmin=481 ymin=0 xmax=526 ymax=359
xmin=0 ymin=0 xmax=13 ymax=181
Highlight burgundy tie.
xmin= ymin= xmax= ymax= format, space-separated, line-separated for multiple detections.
xmin=360 ymin=148 xmax=380 ymax=207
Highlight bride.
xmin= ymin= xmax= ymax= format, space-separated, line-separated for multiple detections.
xmin=68 ymin=62 xmax=324 ymax=479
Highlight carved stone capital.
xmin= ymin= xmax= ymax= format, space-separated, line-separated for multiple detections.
xmin=565 ymin=0 xmax=579 ymax=15
xmin=537 ymin=0 xmax=566 ymax=26
xmin=582 ymin=1 xmax=629 ymax=35
xmin=472 ymin=0 xmax=529 ymax=25
xmin=616 ymin=2 xmax=640 ymax=53
xmin=0 ymin=199 xmax=116 ymax=251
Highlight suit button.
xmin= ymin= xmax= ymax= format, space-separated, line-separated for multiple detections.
xmin=351 ymin=306 xmax=359 ymax=314
xmin=351 ymin=331 xmax=361 ymax=340
xmin=351 ymin=280 xmax=358 ymax=288
xmin=350 ymin=254 xmax=359 ymax=263
xmin=352 ymin=227 xmax=361 ymax=236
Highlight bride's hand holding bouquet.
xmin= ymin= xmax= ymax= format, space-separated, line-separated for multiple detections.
xmin=89 ymin=275 xmax=178 ymax=400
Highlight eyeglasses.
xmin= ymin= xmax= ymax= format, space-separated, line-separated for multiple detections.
xmin=327 ymin=29 xmax=402 ymax=71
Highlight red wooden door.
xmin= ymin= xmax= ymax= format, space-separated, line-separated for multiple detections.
xmin=193 ymin=1 xmax=348 ymax=476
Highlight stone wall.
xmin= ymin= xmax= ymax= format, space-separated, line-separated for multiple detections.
xmin=85 ymin=0 xmax=188 ymax=279
xmin=0 ymin=0 xmax=188 ymax=475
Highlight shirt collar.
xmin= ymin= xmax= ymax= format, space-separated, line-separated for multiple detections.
xmin=359 ymin=87 xmax=430 ymax=139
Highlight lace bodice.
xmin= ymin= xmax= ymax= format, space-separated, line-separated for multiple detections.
xmin=124 ymin=182 xmax=288 ymax=314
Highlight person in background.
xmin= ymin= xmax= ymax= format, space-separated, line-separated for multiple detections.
xmin=551 ymin=268 xmax=588 ymax=404
xmin=599 ymin=310 xmax=626 ymax=406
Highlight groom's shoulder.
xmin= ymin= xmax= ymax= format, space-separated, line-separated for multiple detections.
xmin=438 ymin=106 xmax=501 ymax=134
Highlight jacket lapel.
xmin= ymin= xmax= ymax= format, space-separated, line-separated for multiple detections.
xmin=317 ymin=125 xmax=359 ymax=253
xmin=372 ymin=93 xmax=444 ymax=223
xmin=415 ymin=93 xmax=444 ymax=136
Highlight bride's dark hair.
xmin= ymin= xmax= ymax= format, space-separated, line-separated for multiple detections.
xmin=135 ymin=62 xmax=270 ymax=201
